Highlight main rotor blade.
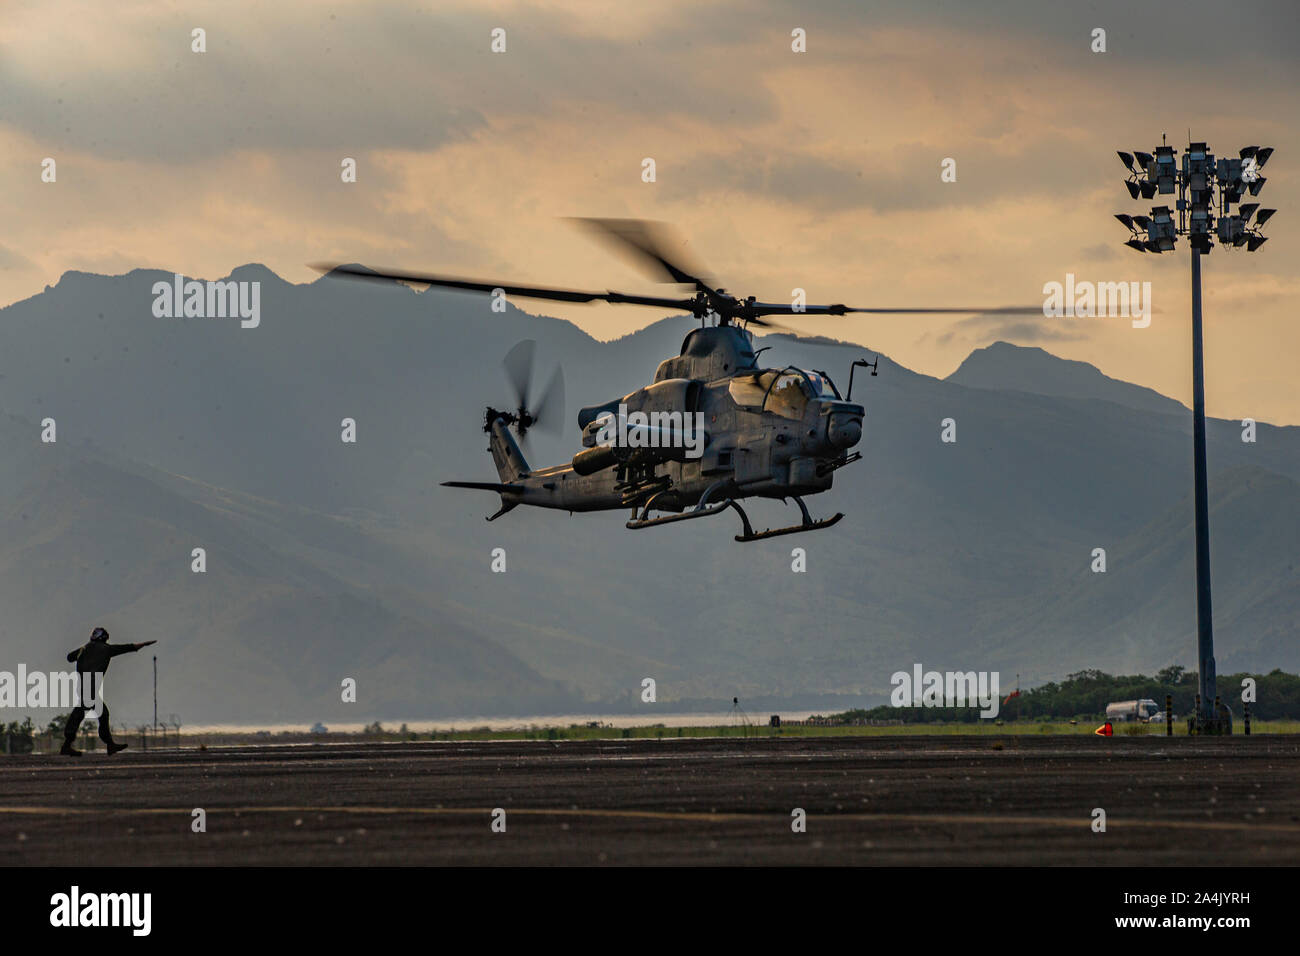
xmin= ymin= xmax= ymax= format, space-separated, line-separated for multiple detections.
xmin=747 ymin=302 xmax=853 ymax=317
xmin=746 ymin=302 xmax=1043 ymax=319
xmin=567 ymin=218 xmax=715 ymax=293
xmin=841 ymin=305 xmax=1045 ymax=315
xmin=313 ymin=263 xmax=696 ymax=312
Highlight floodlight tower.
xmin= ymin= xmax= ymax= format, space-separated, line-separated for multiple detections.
xmin=1114 ymin=137 xmax=1277 ymax=735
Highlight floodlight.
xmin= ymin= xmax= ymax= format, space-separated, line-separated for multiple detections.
xmin=1246 ymin=235 xmax=1268 ymax=251
xmin=1114 ymin=135 xmax=1276 ymax=260
xmin=1189 ymin=204 xmax=1211 ymax=234
xmin=1155 ymin=146 xmax=1177 ymax=193
xmin=1149 ymin=205 xmax=1176 ymax=251
xmin=1216 ymin=215 xmax=1244 ymax=245
xmin=1190 ymin=198 xmax=1213 ymax=252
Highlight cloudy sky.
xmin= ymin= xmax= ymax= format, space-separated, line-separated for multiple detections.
xmin=3 ymin=0 xmax=1298 ymax=422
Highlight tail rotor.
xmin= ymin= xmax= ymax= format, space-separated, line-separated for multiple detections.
xmin=486 ymin=339 xmax=565 ymax=446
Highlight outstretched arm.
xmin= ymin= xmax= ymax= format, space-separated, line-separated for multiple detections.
xmin=67 ymin=646 xmax=84 ymax=663
xmin=109 ymin=640 xmax=157 ymax=657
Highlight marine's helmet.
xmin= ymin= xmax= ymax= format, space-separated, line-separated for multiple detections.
xmin=90 ymin=627 xmax=110 ymax=642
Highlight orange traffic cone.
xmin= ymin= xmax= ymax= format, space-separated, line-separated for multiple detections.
xmin=1094 ymin=721 xmax=1113 ymax=737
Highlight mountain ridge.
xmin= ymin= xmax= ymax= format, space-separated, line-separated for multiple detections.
xmin=0 ymin=265 xmax=1295 ymax=723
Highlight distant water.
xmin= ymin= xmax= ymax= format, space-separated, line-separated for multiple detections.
xmin=183 ymin=710 xmax=821 ymax=735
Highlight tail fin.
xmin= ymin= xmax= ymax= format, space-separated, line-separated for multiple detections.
xmin=442 ymin=417 xmax=528 ymax=521
xmin=488 ymin=417 xmax=530 ymax=482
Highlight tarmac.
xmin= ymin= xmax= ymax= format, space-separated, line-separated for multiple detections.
xmin=2 ymin=734 xmax=1298 ymax=865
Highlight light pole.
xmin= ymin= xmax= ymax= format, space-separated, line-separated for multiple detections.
xmin=1114 ymin=137 xmax=1276 ymax=735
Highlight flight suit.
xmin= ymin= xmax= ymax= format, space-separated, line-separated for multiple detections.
xmin=62 ymin=641 xmax=146 ymax=749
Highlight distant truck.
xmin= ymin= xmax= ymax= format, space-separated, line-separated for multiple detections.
xmin=1106 ymin=699 xmax=1162 ymax=723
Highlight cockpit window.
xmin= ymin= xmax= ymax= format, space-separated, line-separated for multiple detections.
xmin=766 ymin=373 xmax=810 ymax=419
xmin=802 ymin=370 xmax=839 ymax=399
xmin=730 ymin=369 xmax=821 ymax=418
xmin=728 ymin=375 xmax=768 ymax=407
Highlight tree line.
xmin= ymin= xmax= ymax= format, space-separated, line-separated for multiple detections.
xmin=833 ymin=667 xmax=1300 ymax=722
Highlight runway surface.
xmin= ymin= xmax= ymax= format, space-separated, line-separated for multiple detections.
xmin=3 ymin=735 xmax=1298 ymax=865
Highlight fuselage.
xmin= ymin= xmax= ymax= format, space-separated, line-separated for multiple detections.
xmin=484 ymin=325 xmax=864 ymax=514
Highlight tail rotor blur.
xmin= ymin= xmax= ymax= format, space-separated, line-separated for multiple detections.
xmin=487 ymin=339 xmax=566 ymax=445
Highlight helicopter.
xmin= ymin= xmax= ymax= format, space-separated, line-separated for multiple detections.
xmin=319 ymin=219 xmax=1037 ymax=542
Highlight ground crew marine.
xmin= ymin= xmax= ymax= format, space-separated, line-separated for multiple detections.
xmin=60 ymin=627 xmax=157 ymax=757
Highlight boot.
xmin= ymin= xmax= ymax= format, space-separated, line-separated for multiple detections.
xmin=106 ymin=741 xmax=129 ymax=755
xmin=60 ymin=741 xmax=83 ymax=757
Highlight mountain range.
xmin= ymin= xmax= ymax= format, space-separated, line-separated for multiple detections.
xmin=0 ymin=265 xmax=1295 ymax=724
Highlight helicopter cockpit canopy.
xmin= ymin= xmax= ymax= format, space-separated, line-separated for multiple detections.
xmin=728 ymin=367 xmax=841 ymax=419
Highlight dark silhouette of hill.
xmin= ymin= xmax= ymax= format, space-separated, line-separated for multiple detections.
xmin=947 ymin=341 xmax=1190 ymax=417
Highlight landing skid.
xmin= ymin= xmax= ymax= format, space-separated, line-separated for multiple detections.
xmin=625 ymin=486 xmax=842 ymax=543
xmin=732 ymin=495 xmax=843 ymax=542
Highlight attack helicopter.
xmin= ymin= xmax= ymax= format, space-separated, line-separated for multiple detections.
xmin=319 ymin=219 xmax=1036 ymax=542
